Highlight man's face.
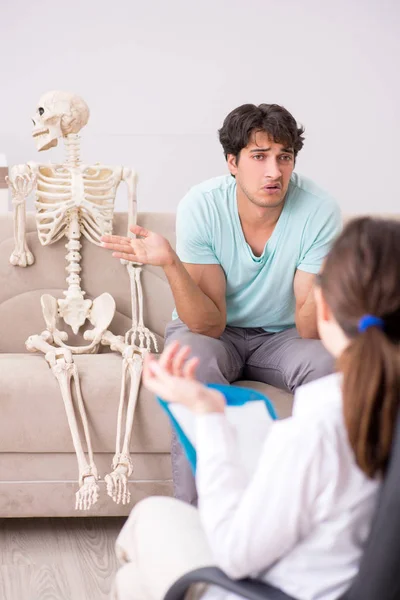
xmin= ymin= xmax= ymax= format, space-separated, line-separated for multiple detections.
xmin=227 ymin=131 xmax=295 ymax=209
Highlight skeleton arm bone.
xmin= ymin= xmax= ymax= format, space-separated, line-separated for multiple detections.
xmin=6 ymin=163 xmax=37 ymax=267
xmin=122 ymin=167 xmax=138 ymax=235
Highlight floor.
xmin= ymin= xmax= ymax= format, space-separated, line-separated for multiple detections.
xmin=0 ymin=517 xmax=126 ymax=600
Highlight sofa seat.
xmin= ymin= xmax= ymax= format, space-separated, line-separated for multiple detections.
xmin=1 ymin=353 xmax=171 ymax=453
xmin=0 ymin=352 xmax=173 ymax=517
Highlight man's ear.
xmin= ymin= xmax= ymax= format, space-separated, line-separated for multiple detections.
xmin=227 ymin=153 xmax=239 ymax=176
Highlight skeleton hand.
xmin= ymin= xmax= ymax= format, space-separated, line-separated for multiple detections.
xmin=125 ymin=326 xmax=158 ymax=352
xmin=6 ymin=164 xmax=36 ymax=203
xmin=10 ymin=248 xmax=34 ymax=267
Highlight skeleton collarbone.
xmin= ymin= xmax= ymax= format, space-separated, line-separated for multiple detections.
xmin=35 ymin=163 xmax=123 ymax=246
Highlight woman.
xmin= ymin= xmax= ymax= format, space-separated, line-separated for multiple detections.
xmin=113 ymin=217 xmax=400 ymax=600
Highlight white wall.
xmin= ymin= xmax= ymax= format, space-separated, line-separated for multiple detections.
xmin=1 ymin=0 xmax=399 ymax=213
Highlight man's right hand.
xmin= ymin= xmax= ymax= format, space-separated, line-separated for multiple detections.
xmin=102 ymin=224 xmax=227 ymax=338
xmin=101 ymin=225 xmax=176 ymax=267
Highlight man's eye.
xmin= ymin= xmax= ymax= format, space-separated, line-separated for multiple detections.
xmin=280 ymin=155 xmax=293 ymax=162
xmin=253 ymin=154 xmax=264 ymax=160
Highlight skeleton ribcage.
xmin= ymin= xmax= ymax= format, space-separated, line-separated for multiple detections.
xmin=35 ymin=164 xmax=121 ymax=245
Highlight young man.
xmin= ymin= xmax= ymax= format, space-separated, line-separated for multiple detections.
xmin=102 ymin=103 xmax=342 ymax=505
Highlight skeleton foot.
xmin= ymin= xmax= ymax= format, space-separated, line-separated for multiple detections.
xmin=10 ymin=248 xmax=34 ymax=267
xmin=105 ymin=455 xmax=133 ymax=505
xmin=105 ymin=469 xmax=131 ymax=505
xmin=75 ymin=474 xmax=100 ymax=511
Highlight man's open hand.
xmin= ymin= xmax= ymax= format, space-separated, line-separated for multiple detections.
xmin=101 ymin=225 xmax=176 ymax=267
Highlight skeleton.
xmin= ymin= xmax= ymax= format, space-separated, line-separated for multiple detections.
xmin=7 ymin=91 xmax=158 ymax=510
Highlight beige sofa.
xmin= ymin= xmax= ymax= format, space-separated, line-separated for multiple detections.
xmin=0 ymin=212 xmax=293 ymax=518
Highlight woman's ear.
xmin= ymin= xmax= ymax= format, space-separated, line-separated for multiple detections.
xmin=314 ymin=285 xmax=332 ymax=323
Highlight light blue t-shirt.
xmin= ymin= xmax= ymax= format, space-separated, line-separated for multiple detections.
xmin=174 ymin=173 xmax=342 ymax=332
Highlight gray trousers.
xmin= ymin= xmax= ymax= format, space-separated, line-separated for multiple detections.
xmin=165 ymin=319 xmax=334 ymax=505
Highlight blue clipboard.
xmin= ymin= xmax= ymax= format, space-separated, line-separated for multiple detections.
xmin=158 ymin=384 xmax=277 ymax=474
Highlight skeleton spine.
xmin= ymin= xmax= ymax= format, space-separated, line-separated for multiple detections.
xmin=63 ymin=134 xmax=84 ymax=298
xmin=65 ymin=221 xmax=82 ymax=295
xmin=64 ymin=133 xmax=81 ymax=165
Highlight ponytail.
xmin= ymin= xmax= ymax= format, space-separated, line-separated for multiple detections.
xmin=339 ymin=328 xmax=400 ymax=478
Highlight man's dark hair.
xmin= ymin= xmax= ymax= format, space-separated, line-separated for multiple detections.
xmin=218 ymin=103 xmax=305 ymax=161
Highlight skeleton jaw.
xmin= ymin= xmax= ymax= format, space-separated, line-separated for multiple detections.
xmin=32 ymin=126 xmax=58 ymax=152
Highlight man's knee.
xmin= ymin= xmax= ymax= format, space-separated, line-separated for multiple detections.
xmin=165 ymin=321 xmax=231 ymax=384
xmin=166 ymin=322 xmax=217 ymax=352
xmin=297 ymin=341 xmax=334 ymax=387
xmin=311 ymin=347 xmax=335 ymax=380
xmin=286 ymin=340 xmax=334 ymax=391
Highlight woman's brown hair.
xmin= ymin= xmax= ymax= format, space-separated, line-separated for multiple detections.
xmin=318 ymin=217 xmax=400 ymax=478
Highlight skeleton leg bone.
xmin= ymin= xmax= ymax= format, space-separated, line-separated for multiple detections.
xmin=26 ymin=334 xmax=100 ymax=510
xmin=71 ymin=363 xmax=100 ymax=510
xmin=102 ymin=332 xmax=144 ymax=504
xmin=105 ymin=359 xmax=133 ymax=505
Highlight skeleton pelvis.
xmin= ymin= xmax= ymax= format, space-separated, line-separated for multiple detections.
xmin=40 ymin=291 xmax=116 ymax=351
xmin=58 ymin=294 xmax=93 ymax=334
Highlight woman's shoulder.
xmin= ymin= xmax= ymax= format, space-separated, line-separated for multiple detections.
xmin=293 ymin=373 xmax=343 ymax=420
xmin=275 ymin=373 xmax=345 ymax=452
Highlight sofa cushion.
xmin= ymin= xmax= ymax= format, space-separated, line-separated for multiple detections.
xmin=0 ymin=353 xmax=172 ymax=453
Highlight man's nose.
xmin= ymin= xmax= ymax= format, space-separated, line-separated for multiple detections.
xmin=265 ymin=159 xmax=281 ymax=179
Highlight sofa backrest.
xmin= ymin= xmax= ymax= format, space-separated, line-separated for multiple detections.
xmin=0 ymin=212 xmax=176 ymax=353
xmin=1 ymin=212 xmax=399 ymax=354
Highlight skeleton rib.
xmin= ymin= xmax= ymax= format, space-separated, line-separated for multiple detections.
xmin=80 ymin=212 xmax=103 ymax=233
xmin=84 ymin=193 xmax=115 ymax=202
xmin=38 ymin=227 xmax=66 ymax=245
xmin=83 ymin=180 xmax=115 ymax=189
xmin=36 ymin=190 xmax=71 ymax=201
xmin=82 ymin=200 xmax=114 ymax=214
xmin=38 ymin=172 xmax=71 ymax=184
xmin=84 ymin=172 xmax=114 ymax=183
xmin=81 ymin=228 xmax=102 ymax=246
xmin=81 ymin=217 xmax=103 ymax=239
xmin=37 ymin=180 xmax=71 ymax=192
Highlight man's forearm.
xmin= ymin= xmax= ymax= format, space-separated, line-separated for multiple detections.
xmin=296 ymin=287 xmax=319 ymax=339
xmin=164 ymin=256 xmax=225 ymax=338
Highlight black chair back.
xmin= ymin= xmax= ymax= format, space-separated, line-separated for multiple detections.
xmin=165 ymin=413 xmax=400 ymax=600
xmin=342 ymin=411 xmax=400 ymax=600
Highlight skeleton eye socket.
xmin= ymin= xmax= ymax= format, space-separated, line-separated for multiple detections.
xmin=38 ymin=107 xmax=44 ymax=116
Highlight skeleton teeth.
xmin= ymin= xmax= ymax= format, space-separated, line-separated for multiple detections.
xmin=33 ymin=128 xmax=49 ymax=138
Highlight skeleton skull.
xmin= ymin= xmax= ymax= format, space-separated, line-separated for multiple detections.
xmin=32 ymin=91 xmax=90 ymax=152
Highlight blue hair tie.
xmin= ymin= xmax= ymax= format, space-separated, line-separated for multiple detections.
xmin=358 ymin=314 xmax=384 ymax=333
